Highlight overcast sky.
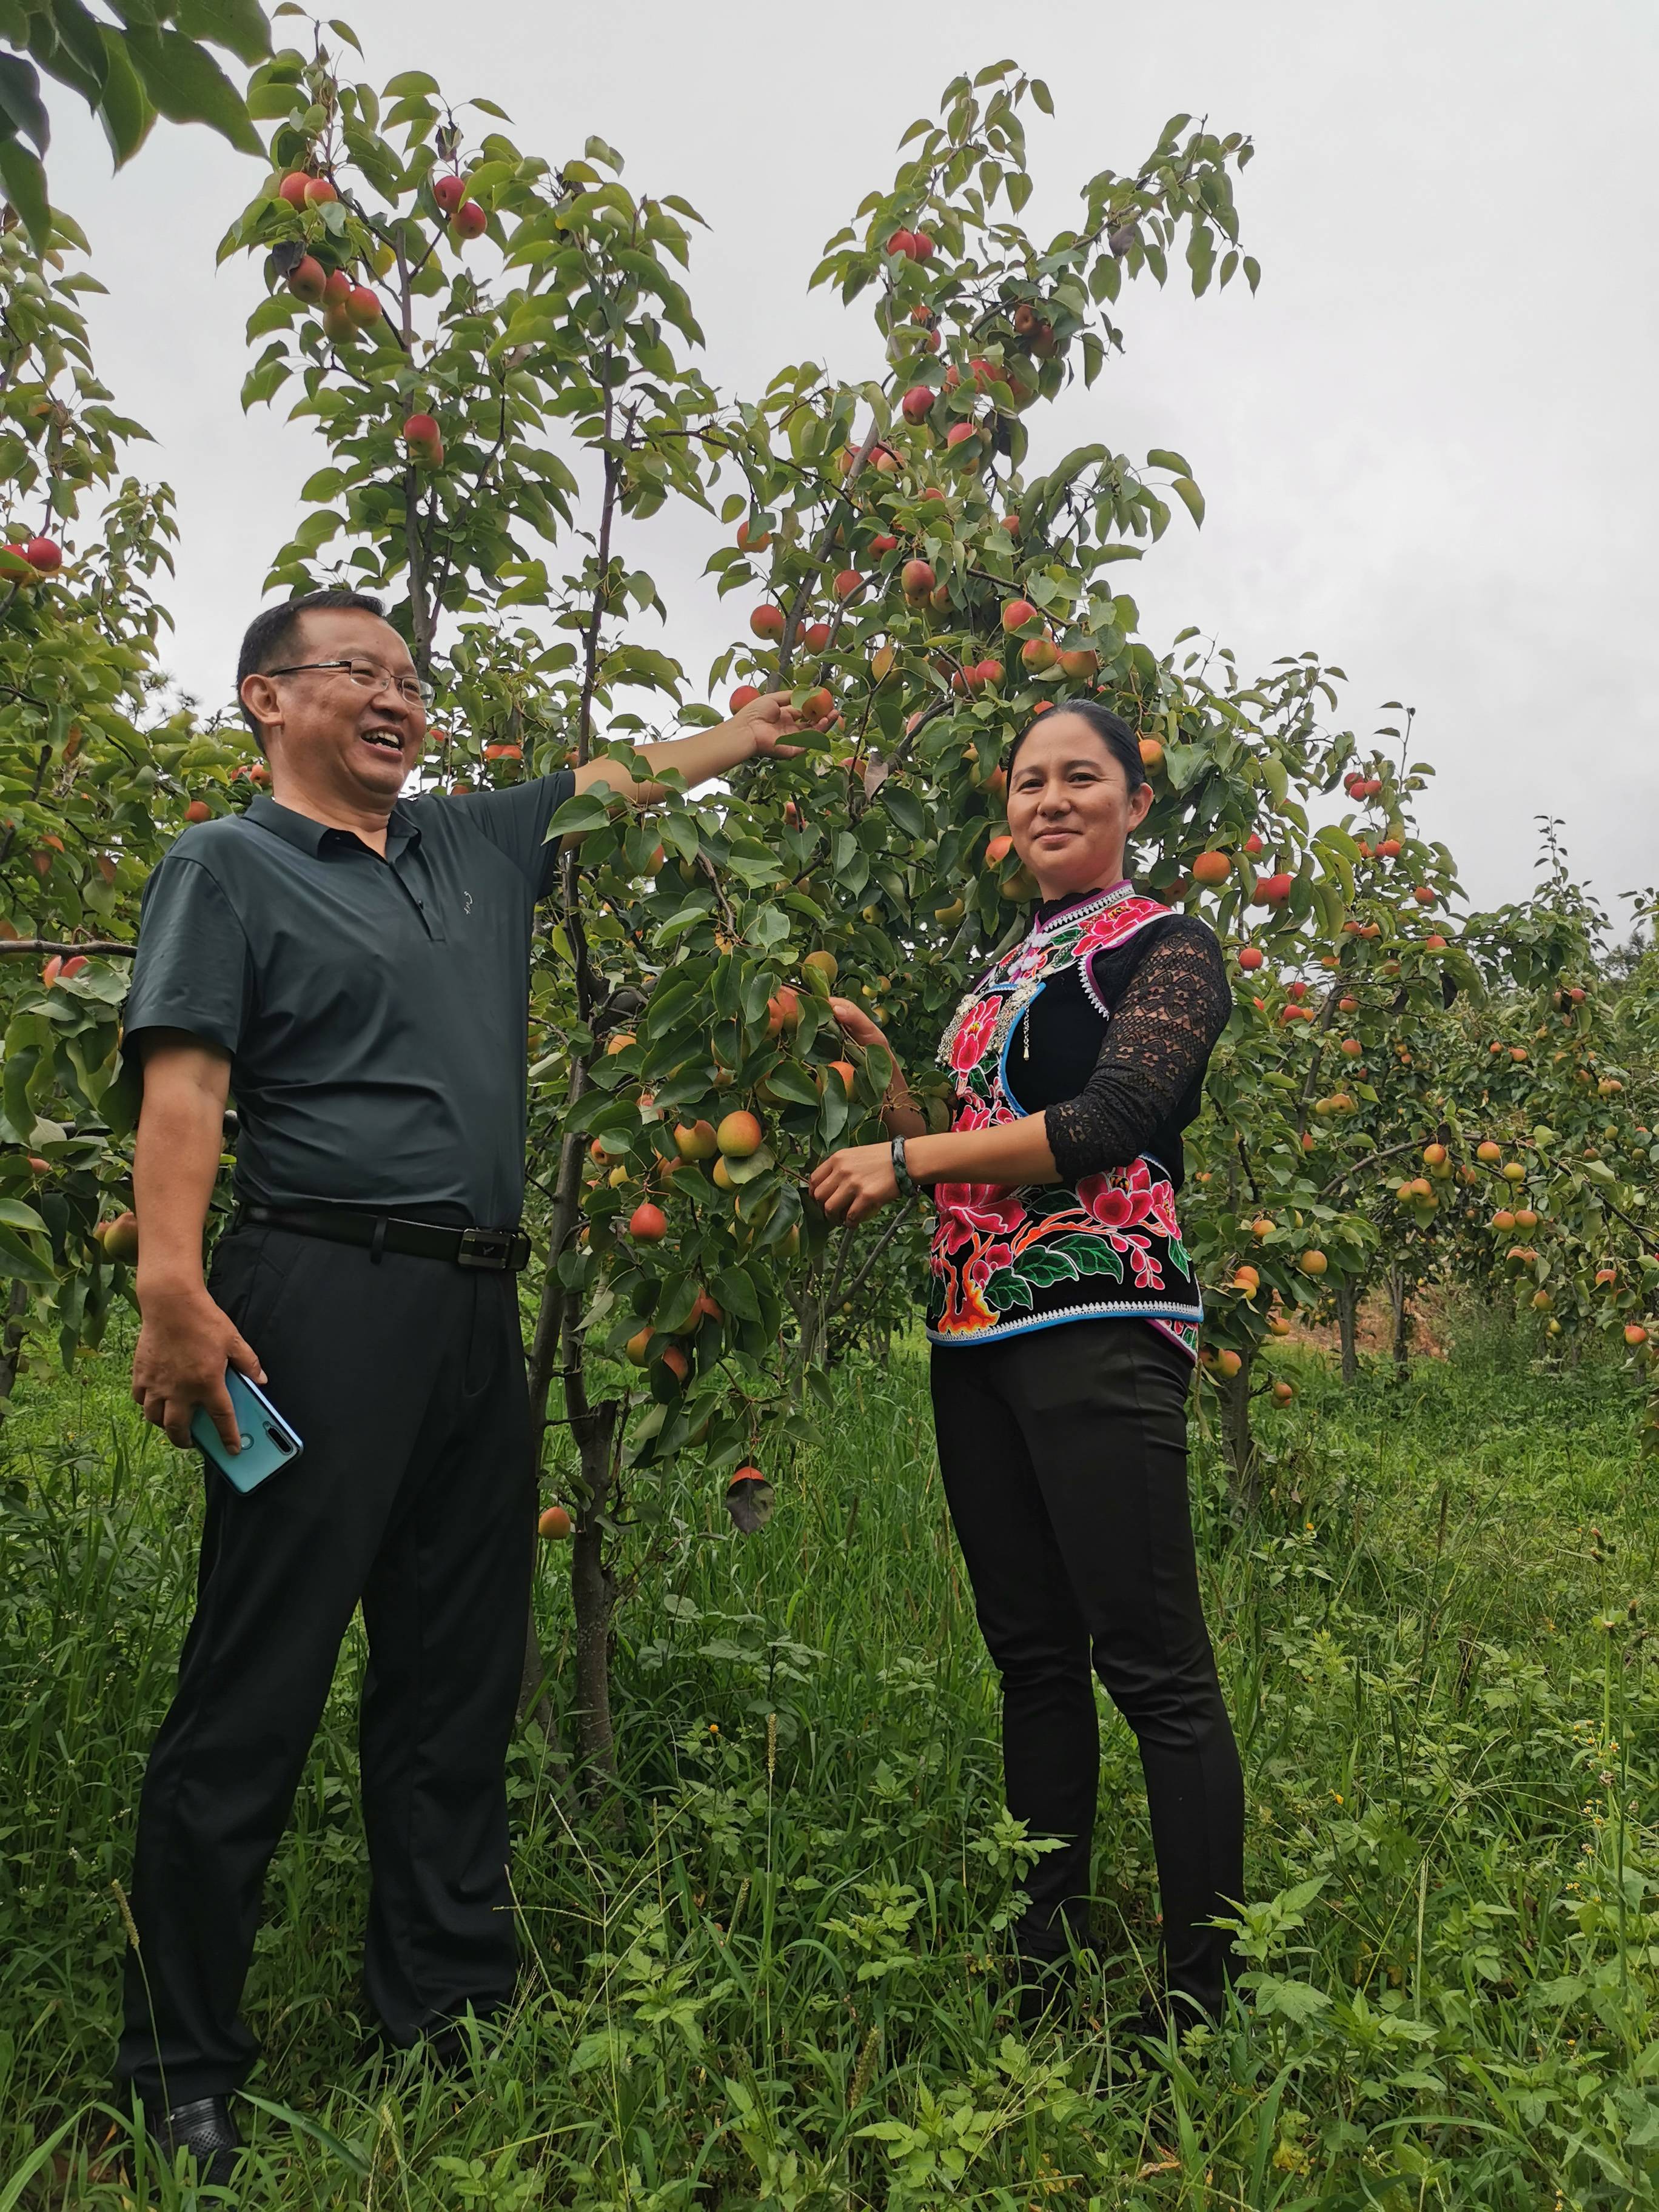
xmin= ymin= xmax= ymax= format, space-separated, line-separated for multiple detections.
xmin=50 ymin=0 xmax=1658 ymax=928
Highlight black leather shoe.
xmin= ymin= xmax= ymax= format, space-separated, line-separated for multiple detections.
xmin=143 ymin=2095 xmax=241 ymax=2190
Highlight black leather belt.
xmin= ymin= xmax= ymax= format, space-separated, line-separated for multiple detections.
xmin=241 ymin=1204 xmax=531 ymax=1273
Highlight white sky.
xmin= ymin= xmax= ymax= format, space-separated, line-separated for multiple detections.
xmin=50 ymin=0 xmax=1658 ymax=928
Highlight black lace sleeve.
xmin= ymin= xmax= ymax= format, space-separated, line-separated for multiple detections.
xmin=1045 ymin=918 xmax=1230 ymax=1179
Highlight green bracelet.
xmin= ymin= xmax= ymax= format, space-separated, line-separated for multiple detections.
xmin=890 ymin=1136 xmax=916 ymax=1197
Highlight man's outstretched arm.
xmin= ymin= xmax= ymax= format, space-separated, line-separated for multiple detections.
xmin=569 ymin=691 xmax=813 ymax=805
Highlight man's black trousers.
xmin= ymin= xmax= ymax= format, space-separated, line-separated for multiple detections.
xmin=931 ymin=1319 xmax=1244 ymax=2015
xmin=116 ymin=1222 xmax=536 ymax=2106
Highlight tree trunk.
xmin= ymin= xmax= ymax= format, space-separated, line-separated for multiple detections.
xmin=1388 ymin=1270 xmax=1410 ymax=1372
xmin=1218 ymin=1350 xmax=1259 ymax=1511
xmin=0 ymin=1279 xmax=30 ymax=1406
xmin=1334 ymin=1277 xmax=1359 ymax=1387
xmin=569 ymin=1398 xmax=620 ymax=1800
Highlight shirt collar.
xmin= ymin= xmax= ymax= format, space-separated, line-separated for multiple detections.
xmin=246 ymin=792 xmax=421 ymax=857
xmin=1035 ymin=877 xmax=1130 ymax=925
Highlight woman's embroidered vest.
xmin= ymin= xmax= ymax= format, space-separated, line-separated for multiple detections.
xmin=927 ymin=883 xmax=1202 ymax=1356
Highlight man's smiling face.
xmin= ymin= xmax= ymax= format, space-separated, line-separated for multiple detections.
xmin=242 ymin=607 xmax=424 ymax=816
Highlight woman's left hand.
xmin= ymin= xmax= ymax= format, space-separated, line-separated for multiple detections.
xmin=808 ymin=1142 xmax=900 ymax=1224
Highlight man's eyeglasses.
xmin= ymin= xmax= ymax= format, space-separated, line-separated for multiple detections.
xmin=263 ymin=659 xmax=432 ymax=708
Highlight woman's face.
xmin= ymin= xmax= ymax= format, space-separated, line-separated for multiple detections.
xmin=1005 ymin=714 xmax=1154 ymax=899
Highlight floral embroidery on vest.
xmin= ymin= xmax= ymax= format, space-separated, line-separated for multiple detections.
xmin=927 ymin=884 xmax=1202 ymax=1356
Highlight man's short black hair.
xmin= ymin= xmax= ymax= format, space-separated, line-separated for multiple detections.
xmin=236 ymin=588 xmax=389 ymax=734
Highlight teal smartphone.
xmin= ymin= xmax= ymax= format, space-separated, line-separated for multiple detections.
xmin=191 ymin=1369 xmax=304 ymax=1493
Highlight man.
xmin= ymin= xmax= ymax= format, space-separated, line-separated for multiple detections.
xmin=116 ymin=587 xmax=803 ymax=2181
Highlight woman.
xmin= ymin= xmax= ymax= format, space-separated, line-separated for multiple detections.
xmin=809 ymin=699 xmax=1243 ymax=2029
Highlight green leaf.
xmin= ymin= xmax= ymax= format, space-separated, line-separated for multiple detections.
xmin=879 ymin=783 xmax=924 ymax=839
xmin=1145 ymin=447 xmax=1191 ymax=476
xmin=1030 ymin=76 xmax=1053 ymax=114
xmin=761 ymin=1061 xmax=820 ymax=1110
xmin=0 ymin=1196 xmax=45 ymax=1234
xmin=95 ymin=30 xmax=154 ymax=165
xmin=381 ymin=68 xmax=440 ymax=95
xmin=173 ymin=0 xmax=272 ymax=65
xmin=1170 ymin=476 xmax=1205 ymax=528
xmin=0 ymin=54 xmax=50 ymax=153
xmin=124 ymin=27 xmax=263 ymax=153
xmin=0 ymin=129 xmax=50 ymax=246
xmin=0 ymin=1221 xmax=55 ymax=1288
xmin=545 ymin=791 xmax=615 ymax=838
xmin=1249 ymin=1974 xmax=1330 ymax=2024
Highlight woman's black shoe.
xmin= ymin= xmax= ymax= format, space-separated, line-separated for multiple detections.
xmin=140 ymin=2094 xmax=242 ymax=2189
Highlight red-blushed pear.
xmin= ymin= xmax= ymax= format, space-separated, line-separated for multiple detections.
xmin=483 ymin=742 xmax=523 ymax=762
xmin=346 ymin=285 xmax=382 ymax=328
xmin=1138 ymin=736 xmax=1164 ymax=773
xmin=1626 ymin=1324 xmax=1649 ymax=1348
xmin=1412 ymin=885 xmax=1436 ymax=906
xmin=944 ymin=423 xmax=980 ymax=460
xmin=625 ymin=1327 xmax=653 ymax=1366
xmin=628 ymin=1202 xmax=667 ymax=1244
xmin=538 ymin=1504 xmax=573 ymax=1541
xmin=803 ymin=621 xmax=831 ymax=654
xmin=660 ymin=1344 xmax=689 ymax=1383
xmin=23 ymin=537 xmax=61 ymax=572
xmin=1192 ymin=850 xmax=1231 ymax=886
xmin=729 ymin=684 xmax=760 ymax=712
xmin=985 ymin=833 xmax=1013 ymax=865
xmin=1238 ymin=946 xmax=1264 ymax=971
xmin=833 ymin=568 xmax=862 ymax=600
xmin=1020 ymin=635 xmax=1057 ymax=672
xmin=870 ymin=532 xmax=899 ymax=554
xmin=276 ymin=172 xmax=310 ymax=209
xmin=1057 ymin=646 xmax=1098 ymax=682
xmin=403 ymin=412 xmax=443 ymax=467
xmin=750 ymin=603 xmax=785 ymax=640
xmin=101 ymin=1212 xmax=139 ymax=1264
xmin=1424 ymin=932 xmax=1449 ymax=952
xmin=900 ymin=558 xmax=934 ymax=602
xmin=287 ymin=255 xmax=327 ymax=303
xmin=454 ymin=200 xmax=488 ymax=239
xmin=185 ymin=800 xmax=212 ymax=823
xmin=820 ymin=1059 xmax=856 ymax=1095
xmin=1243 ymin=831 xmax=1264 ymax=856
xmin=799 ymin=688 xmax=833 ymax=723
xmin=1213 ymin=1349 xmax=1242 ymax=1379
xmin=1253 ymin=872 xmax=1294 ymax=905
xmin=25 ymin=1155 xmax=50 ymax=1175
xmin=303 ymin=177 xmax=337 ymax=207
xmin=1001 ymin=597 xmax=1039 ymax=633
xmin=717 ymin=1110 xmax=764 ymax=1158
xmin=433 ymin=172 xmax=468 ymax=215
xmin=736 ymin=517 xmax=771 ymax=553
xmin=1378 ymin=837 xmax=1402 ymax=859
xmin=900 ymin=385 xmax=935 ymax=423
xmin=674 ymin=1119 xmax=719 ymax=1162
xmin=885 ymin=229 xmax=917 ymax=258
xmin=1013 ymin=301 xmax=1039 ymax=335
xmin=911 ymin=229 xmax=935 ymax=260
xmin=802 ymin=949 xmax=838 ymax=986
xmin=1298 ymin=1249 xmax=1329 ymax=1276
xmin=1272 ymin=1379 xmax=1295 ymax=1406
xmin=766 ymin=987 xmax=802 ymax=1036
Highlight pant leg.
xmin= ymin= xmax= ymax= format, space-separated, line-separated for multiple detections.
xmin=1001 ymin=1321 xmax=1244 ymax=2014
xmin=359 ymin=1269 xmax=535 ymax=2041
xmin=931 ymin=1344 xmax=1099 ymax=1963
xmin=115 ymin=1230 xmax=456 ymax=2106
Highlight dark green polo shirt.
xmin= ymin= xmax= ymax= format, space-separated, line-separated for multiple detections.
xmin=123 ymin=777 xmax=574 ymax=1225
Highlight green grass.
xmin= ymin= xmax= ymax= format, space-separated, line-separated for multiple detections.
xmin=2 ymin=1312 xmax=1657 ymax=2208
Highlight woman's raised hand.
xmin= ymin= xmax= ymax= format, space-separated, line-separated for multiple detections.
xmin=826 ymin=995 xmax=890 ymax=1051
xmin=808 ymin=1142 xmax=899 ymax=1224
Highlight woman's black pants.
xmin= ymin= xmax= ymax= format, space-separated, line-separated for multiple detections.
xmin=931 ymin=1319 xmax=1243 ymax=2014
